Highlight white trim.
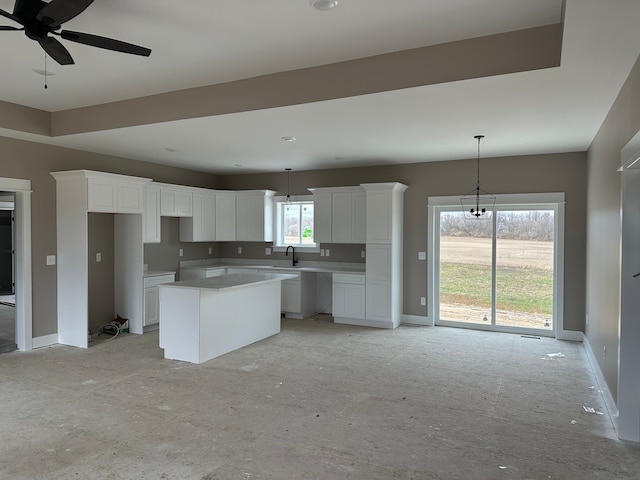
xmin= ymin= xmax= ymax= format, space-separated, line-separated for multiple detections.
xmin=334 ymin=317 xmax=394 ymax=329
xmin=0 ymin=176 xmax=32 ymax=351
xmin=401 ymin=314 xmax=432 ymax=326
xmin=429 ymin=192 xmax=566 ymax=207
xmin=583 ymin=336 xmax=619 ymax=435
xmin=32 ymin=334 xmax=58 ymax=349
xmin=556 ymin=329 xmax=584 ymax=342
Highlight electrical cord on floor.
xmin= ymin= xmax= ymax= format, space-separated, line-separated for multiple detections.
xmin=88 ymin=322 xmax=121 ymax=343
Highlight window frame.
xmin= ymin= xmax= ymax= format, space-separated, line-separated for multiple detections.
xmin=272 ymin=195 xmax=320 ymax=253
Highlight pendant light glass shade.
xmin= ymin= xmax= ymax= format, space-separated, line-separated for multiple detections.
xmin=460 ymin=135 xmax=495 ymax=220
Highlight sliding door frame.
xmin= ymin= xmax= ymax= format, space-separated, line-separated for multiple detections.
xmin=428 ymin=192 xmax=565 ymax=338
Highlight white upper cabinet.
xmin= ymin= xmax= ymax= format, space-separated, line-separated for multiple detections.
xmin=158 ymin=184 xmax=193 ymax=217
xmin=143 ymin=184 xmax=161 ymax=244
xmin=85 ymin=171 xmax=150 ymax=214
xmin=309 ymin=186 xmax=365 ymax=244
xmin=180 ymin=189 xmax=216 ymax=242
xmin=215 ymin=191 xmax=237 ymax=241
xmin=235 ymin=190 xmax=276 ymax=242
xmin=363 ymin=183 xmax=408 ymax=244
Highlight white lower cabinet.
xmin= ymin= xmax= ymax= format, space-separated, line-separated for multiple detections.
xmin=143 ymin=273 xmax=175 ymax=327
xmin=332 ymin=273 xmax=365 ymax=323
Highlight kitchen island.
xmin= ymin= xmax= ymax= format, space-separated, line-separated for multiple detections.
xmin=159 ymin=272 xmax=296 ymax=364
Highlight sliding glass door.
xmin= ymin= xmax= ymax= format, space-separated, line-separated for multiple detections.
xmin=431 ymin=195 xmax=562 ymax=336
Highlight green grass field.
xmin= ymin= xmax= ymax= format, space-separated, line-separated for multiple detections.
xmin=440 ymin=262 xmax=553 ymax=315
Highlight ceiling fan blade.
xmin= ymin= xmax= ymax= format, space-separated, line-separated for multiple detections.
xmin=0 ymin=7 xmax=21 ymax=25
xmin=0 ymin=25 xmax=22 ymax=30
xmin=37 ymin=0 xmax=94 ymax=28
xmin=60 ymin=30 xmax=151 ymax=57
xmin=38 ymin=36 xmax=74 ymax=65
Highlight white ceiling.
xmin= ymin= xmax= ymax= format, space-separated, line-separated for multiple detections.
xmin=1 ymin=0 xmax=640 ymax=174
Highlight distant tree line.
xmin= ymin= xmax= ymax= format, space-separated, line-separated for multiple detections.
xmin=441 ymin=211 xmax=554 ymax=241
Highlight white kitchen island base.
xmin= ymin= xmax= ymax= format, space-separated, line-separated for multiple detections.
xmin=159 ymin=273 xmax=294 ymax=364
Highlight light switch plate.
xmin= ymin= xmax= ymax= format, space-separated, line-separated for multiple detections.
xmin=325 ymin=249 xmax=330 ymax=257
xmin=46 ymin=255 xmax=56 ymax=266
xmin=179 ymin=248 xmax=184 ymax=257
xmin=208 ymin=247 xmax=212 ymax=255
xmin=265 ymin=247 xmax=271 ymax=255
xmin=96 ymin=253 xmax=102 ymax=262
xmin=238 ymin=247 xmax=242 ymax=254
xmin=418 ymin=251 xmax=426 ymax=260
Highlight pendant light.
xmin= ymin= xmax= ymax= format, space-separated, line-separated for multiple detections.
xmin=285 ymin=168 xmax=292 ymax=203
xmin=460 ymin=135 xmax=495 ymax=220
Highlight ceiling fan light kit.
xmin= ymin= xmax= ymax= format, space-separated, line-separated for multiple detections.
xmin=0 ymin=0 xmax=151 ymax=66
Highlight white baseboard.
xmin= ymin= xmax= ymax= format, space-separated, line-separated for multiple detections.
xmin=583 ymin=336 xmax=619 ymax=434
xmin=401 ymin=314 xmax=432 ymax=326
xmin=334 ymin=317 xmax=394 ymax=329
xmin=556 ymin=329 xmax=584 ymax=341
xmin=32 ymin=334 xmax=58 ymax=349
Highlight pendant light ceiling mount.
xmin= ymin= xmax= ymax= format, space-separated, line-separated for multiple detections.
xmin=460 ymin=135 xmax=495 ymax=220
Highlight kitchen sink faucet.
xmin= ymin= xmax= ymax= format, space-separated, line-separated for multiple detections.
xmin=285 ymin=245 xmax=298 ymax=267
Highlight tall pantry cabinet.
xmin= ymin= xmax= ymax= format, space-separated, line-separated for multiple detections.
xmin=363 ymin=183 xmax=408 ymax=328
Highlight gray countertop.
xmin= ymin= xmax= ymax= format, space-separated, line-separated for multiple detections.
xmin=144 ymin=270 xmax=176 ymax=278
xmin=180 ymin=264 xmax=364 ymax=274
xmin=160 ymin=272 xmax=297 ymax=291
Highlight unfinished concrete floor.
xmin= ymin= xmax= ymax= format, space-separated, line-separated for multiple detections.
xmin=1 ymin=317 xmax=638 ymax=479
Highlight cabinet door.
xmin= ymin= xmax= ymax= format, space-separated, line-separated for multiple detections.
xmin=366 ymin=189 xmax=392 ymax=244
xmin=88 ymin=178 xmax=117 ymax=212
xmin=143 ymin=186 xmax=161 ymax=243
xmin=313 ymin=192 xmax=332 ymax=243
xmin=160 ymin=189 xmax=178 ymax=216
xmin=176 ymin=191 xmax=193 ymax=216
xmin=181 ymin=193 xmax=215 ymax=242
xmin=352 ymin=190 xmax=366 ymax=244
xmin=332 ymin=283 xmax=348 ymax=317
xmin=366 ymin=244 xmax=391 ymax=322
xmin=235 ymin=195 xmax=253 ymax=241
xmin=281 ymin=279 xmax=301 ymax=312
xmin=144 ymin=287 xmax=159 ymax=326
xmin=332 ymin=192 xmax=353 ymax=243
xmin=117 ymin=183 xmax=144 ymax=213
xmin=346 ymin=284 xmax=366 ymax=319
xmin=215 ymin=192 xmax=236 ymax=241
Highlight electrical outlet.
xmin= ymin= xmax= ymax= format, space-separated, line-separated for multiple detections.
xmin=179 ymin=248 xmax=184 ymax=257
xmin=420 ymin=297 xmax=426 ymax=306
xmin=320 ymin=249 xmax=325 ymax=257
xmin=96 ymin=252 xmax=101 ymax=262
xmin=237 ymin=246 xmax=242 ymax=255
xmin=265 ymin=247 xmax=271 ymax=255
xmin=208 ymin=247 xmax=212 ymax=255
xmin=418 ymin=251 xmax=426 ymax=260
xmin=361 ymin=250 xmax=366 ymax=258
xmin=325 ymin=249 xmax=330 ymax=257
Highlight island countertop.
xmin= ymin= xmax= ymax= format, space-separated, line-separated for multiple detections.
xmin=161 ymin=272 xmax=297 ymax=291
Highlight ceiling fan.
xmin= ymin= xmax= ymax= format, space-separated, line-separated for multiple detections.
xmin=0 ymin=0 xmax=151 ymax=65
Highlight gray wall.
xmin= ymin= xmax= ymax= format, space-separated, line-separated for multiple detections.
xmin=220 ymin=152 xmax=587 ymax=328
xmin=88 ymin=213 xmax=115 ymax=330
xmin=586 ymin=52 xmax=640 ymax=403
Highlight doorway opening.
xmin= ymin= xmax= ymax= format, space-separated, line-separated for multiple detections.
xmin=0 ymin=177 xmax=32 ymax=351
xmin=0 ymin=194 xmax=16 ymax=353
xmin=428 ymin=193 xmax=564 ymax=337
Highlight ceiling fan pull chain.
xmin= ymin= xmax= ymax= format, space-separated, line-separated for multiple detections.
xmin=44 ymin=53 xmax=48 ymax=89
